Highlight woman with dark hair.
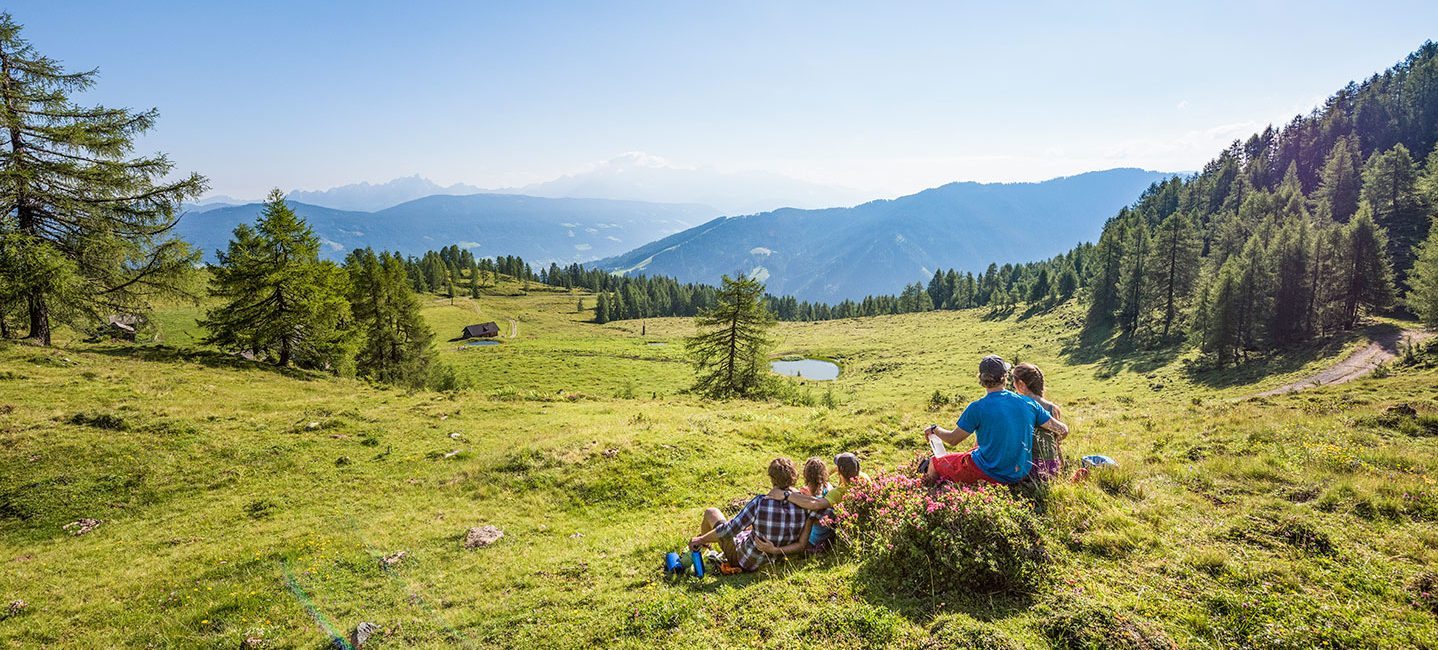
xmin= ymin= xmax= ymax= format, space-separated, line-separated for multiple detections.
xmin=1013 ymin=362 xmax=1066 ymax=480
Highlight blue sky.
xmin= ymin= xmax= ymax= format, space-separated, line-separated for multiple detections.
xmin=10 ymin=1 xmax=1438 ymax=199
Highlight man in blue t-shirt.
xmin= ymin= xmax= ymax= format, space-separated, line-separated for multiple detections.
xmin=923 ymin=355 xmax=1069 ymax=485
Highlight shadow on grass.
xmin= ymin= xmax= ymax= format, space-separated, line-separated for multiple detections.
xmin=1180 ymin=325 xmax=1375 ymax=390
xmin=847 ymin=565 xmax=1038 ymax=627
xmin=1058 ymin=319 xmax=1185 ymax=377
xmin=83 ymin=343 xmax=322 ymax=381
xmin=979 ymin=305 xmax=1017 ymax=322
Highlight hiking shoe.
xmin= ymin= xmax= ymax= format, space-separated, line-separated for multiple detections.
xmin=718 ymin=562 xmax=745 ymax=575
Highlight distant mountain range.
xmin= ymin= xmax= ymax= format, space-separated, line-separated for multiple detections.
xmin=285 ymin=175 xmax=487 ymax=212
xmin=596 ymin=169 xmax=1175 ymax=302
xmin=176 ymin=194 xmax=718 ymax=264
xmin=193 ymin=152 xmax=872 ymax=215
xmin=497 ymin=152 xmax=871 ymax=215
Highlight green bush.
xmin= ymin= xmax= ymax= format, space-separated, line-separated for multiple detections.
xmin=1037 ymin=595 xmax=1176 ymax=650
xmin=924 ymin=613 xmax=1023 ymax=650
xmin=837 ymin=473 xmax=1050 ymax=596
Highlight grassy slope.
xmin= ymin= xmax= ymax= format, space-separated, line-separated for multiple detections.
xmin=1 ymin=287 xmax=1436 ymax=648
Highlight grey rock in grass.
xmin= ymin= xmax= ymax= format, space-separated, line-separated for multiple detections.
xmin=62 ymin=519 xmax=102 ymax=536
xmin=5 ymin=600 xmax=25 ymax=618
xmin=380 ymin=551 xmax=407 ymax=568
xmin=350 ymin=621 xmax=379 ymax=648
xmin=464 ymin=525 xmax=504 ymax=549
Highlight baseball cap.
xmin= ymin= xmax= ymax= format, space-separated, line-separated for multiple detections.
xmin=978 ymin=355 xmax=1012 ymax=382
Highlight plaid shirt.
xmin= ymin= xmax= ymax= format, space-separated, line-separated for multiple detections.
xmin=715 ymin=494 xmax=809 ymax=571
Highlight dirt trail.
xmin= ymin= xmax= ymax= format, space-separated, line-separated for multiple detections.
xmin=507 ymin=319 xmax=518 ymax=339
xmin=1252 ymin=328 xmax=1434 ymax=398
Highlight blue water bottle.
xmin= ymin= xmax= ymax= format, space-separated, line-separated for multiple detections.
xmin=664 ymin=552 xmax=682 ymax=574
xmin=690 ymin=550 xmax=705 ymax=577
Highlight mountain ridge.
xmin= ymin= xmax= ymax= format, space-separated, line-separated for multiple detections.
xmin=597 ymin=168 xmax=1175 ymax=301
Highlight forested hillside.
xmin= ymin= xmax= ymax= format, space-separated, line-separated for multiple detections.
xmin=1077 ymin=42 xmax=1438 ymax=362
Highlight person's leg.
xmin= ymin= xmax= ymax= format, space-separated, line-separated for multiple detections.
xmin=923 ymin=458 xmax=941 ymax=485
xmin=699 ymin=507 xmax=739 ymax=563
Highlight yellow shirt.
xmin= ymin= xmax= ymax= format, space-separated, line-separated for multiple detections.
xmin=825 ymin=472 xmax=870 ymax=507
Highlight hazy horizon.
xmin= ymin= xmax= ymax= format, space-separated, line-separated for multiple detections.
xmin=10 ymin=1 xmax=1438 ymax=201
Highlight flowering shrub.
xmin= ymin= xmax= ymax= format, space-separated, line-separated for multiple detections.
xmin=836 ymin=473 xmax=1050 ymax=595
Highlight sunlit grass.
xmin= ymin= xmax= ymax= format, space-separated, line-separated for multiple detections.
xmin=2 ymin=290 xmax=1436 ymax=647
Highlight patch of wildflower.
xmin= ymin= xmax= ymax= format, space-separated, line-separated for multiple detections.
xmin=835 ymin=472 xmax=1050 ymax=595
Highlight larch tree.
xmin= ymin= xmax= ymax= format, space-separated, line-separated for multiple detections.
xmin=685 ymin=274 xmax=776 ymax=399
xmin=0 ymin=14 xmax=206 ymax=345
xmin=1360 ymin=144 xmax=1426 ymax=283
xmin=1313 ymin=135 xmax=1362 ymax=223
xmin=1336 ymin=205 xmax=1397 ymax=329
xmin=202 ymin=190 xmax=352 ymax=369
xmin=1407 ymin=215 xmax=1438 ymax=327
xmin=1116 ymin=219 xmax=1150 ymax=338
xmin=1144 ymin=211 xmax=1202 ymax=341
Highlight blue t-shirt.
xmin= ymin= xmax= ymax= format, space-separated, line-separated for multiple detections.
xmin=955 ymin=390 xmax=1051 ymax=482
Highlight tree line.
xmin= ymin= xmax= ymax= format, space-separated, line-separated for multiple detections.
xmin=202 ymin=191 xmax=457 ymax=389
xmin=1074 ymin=42 xmax=1438 ymax=363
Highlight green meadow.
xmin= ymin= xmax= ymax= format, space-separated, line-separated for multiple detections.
xmin=2 ymin=283 xmax=1437 ymax=648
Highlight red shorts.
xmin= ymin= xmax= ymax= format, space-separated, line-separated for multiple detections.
xmin=932 ymin=450 xmax=1003 ymax=485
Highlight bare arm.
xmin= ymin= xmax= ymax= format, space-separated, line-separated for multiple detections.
xmin=765 ymin=487 xmax=829 ymax=510
xmin=689 ymin=528 xmax=719 ymax=550
xmin=924 ymin=423 xmax=972 ymax=446
xmin=1041 ymin=417 xmax=1069 ymax=440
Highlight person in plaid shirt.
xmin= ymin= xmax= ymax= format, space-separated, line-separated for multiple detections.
xmin=689 ymin=457 xmax=813 ymax=573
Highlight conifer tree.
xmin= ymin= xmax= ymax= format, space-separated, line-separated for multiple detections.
xmin=1056 ymin=266 xmax=1079 ymax=302
xmin=1314 ymin=135 xmax=1362 ymax=222
xmin=593 ymin=292 xmax=610 ymax=324
xmin=1193 ymin=260 xmax=1243 ymax=365
xmin=0 ymin=15 xmax=206 ymax=345
xmin=345 ymin=248 xmax=437 ymax=388
xmin=1085 ymin=224 xmax=1125 ymax=324
xmin=1336 ymin=205 xmax=1397 ymax=328
xmin=685 ymin=275 xmax=776 ymax=399
xmin=1269 ymin=218 xmax=1315 ymax=345
xmin=202 ymin=191 xmax=352 ymax=368
xmin=1361 ymin=144 xmax=1426 ymax=282
xmin=1406 ymin=215 xmax=1438 ymax=327
xmin=1116 ymin=220 xmax=1150 ymax=337
xmin=1028 ymin=268 xmax=1051 ymax=305
xmin=1144 ymin=212 xmax=1202 ymax=341
xmin=468 ymin=262 xmax=480 ymax=298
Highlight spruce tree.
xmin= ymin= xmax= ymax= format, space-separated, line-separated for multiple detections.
xmin=1193 ymin=260 xmax=1243 ymax=365
xmin=1269 ymin=218 xmax=1314 ymax=345
xmin=593 ymin=292 xmax=610 ymax=324
xmin=1406 ymin=215 xmax=1438 ymax=327
xmin=1028 ymin=268 xmax=1051 ymax=305
xmin=1336 ymin=205 xmax=1397 ymax=328
xmin=685 ymin=274 xmax=776 ymax=399
xmin=345 ymin=249 xmax=437 ymax=388
xmin=202 ymin=191 xmax=352 ymax=368
xmin=0 ymin=15 xmax=206 ymax=345
xmin=1361 ymin=144 xmax=1426 ymax=283
xmin=1314 ymin=135 xmax=1362 ymax=223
